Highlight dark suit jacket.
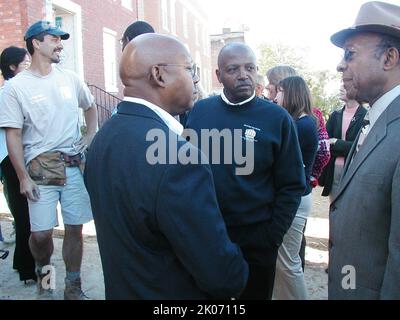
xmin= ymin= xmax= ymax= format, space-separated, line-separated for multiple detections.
xmin=319 ymin=105 xmax=367 ymax=196
xmin=84 ymin=101 xmax=248 ymax=299
xmin=329 ymin=94 xmax=400 ymax=300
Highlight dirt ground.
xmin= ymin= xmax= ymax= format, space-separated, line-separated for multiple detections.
xmin=0 ymin=187 xmax=330 ymax=300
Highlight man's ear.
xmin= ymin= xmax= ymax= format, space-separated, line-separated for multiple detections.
xmin=32 ymin=38 xmax=41 ymax=51
xmin=216 ymin=69 xmax=222 ymax=84
xmin=149 ymin=65 xmax=167 ymax=88
xmin=9 ymin=65 xmax=17 ymax=72
xmin=383 ymin=47 xmax=400 ymax=71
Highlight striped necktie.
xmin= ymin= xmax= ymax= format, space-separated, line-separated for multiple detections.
xmin=356 ymin=113 xmax=370 ymax=153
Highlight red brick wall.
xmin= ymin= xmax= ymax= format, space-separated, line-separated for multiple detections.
xmin=0 ymin=0 xmax=27 ymax=55
xmin=0 ymin=0 xmax=26 ymax=85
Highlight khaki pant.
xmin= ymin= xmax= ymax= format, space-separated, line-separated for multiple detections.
xmin=329 ymin=163 xmax=344 ymax=203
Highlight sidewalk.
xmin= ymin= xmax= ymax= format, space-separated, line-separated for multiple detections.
xmin=0 ymin=188 xmax=329 ymax=300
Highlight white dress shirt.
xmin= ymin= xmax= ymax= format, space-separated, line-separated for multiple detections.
xmin=123 ymin=97 xmax=183 ymax=136
xmin=364 ymin=84 xmax=400 ymax=137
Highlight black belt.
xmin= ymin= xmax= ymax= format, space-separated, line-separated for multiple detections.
xmin=61 ymin=153 xmax=83 ymax=167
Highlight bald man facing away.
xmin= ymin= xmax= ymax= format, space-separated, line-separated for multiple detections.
xmin=186 ymin=43 xmax=305 ymax=299
xmin=84 ymin=34 xmax=248 ymax=299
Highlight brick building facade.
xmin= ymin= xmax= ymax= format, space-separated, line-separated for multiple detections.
xmin=0 ymin=0 xmax=211 ymax=95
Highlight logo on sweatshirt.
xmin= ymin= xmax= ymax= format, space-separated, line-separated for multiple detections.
xmin=245 ymin=129 xmax=256 ymax=140
xmin=243 ymin=124 xmax=260 ymax=142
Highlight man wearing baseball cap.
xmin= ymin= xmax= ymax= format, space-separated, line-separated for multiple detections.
xmin=328 ymin=2 xmax=400 ymax=299
xmin=0 ymin=21 xmax=98 ymax=300
xmin=24 ymin=20 xmax=70 ymax=41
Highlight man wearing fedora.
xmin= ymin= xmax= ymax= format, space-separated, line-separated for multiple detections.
xmin=329 ymin=1 xmax=400 ymax=299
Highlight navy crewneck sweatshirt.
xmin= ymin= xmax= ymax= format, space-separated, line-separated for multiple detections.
xmin=186 ymin=96 xmax=306 ymax=248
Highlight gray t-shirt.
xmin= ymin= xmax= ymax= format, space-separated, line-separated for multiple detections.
xmin=0 ymin=66 xmax=94 ymax=164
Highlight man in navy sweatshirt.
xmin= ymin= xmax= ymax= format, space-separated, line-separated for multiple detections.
xmin=185 ymin=43 xmax=306 ymax=300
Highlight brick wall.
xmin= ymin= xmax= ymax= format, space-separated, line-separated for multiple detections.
xmin=0 ymin=0 xmax=26 ymax=85
xmin=0 ymin=0 xmax=27 ymax=56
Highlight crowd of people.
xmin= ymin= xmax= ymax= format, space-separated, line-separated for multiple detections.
xmin=0 ymin=0 xmax=399 ymax=300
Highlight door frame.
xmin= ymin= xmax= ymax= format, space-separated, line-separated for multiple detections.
xmin=51 ymin=0 xmax=84 ymax=80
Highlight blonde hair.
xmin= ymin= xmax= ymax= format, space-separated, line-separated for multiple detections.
xmin=266 ymin=65 xmax=297 ymax=86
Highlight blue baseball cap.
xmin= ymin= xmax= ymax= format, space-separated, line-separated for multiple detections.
xmin=24 ymin=20 xmax=70 ymax=41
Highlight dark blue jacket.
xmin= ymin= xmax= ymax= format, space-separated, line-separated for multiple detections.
xmin=84 ymin=101 xmax=248 ymax=299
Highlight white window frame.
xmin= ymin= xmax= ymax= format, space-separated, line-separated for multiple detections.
xmin=182 ymin=8 xmax=188 ymax=38
xmin=103 ymin=27 xmax=118 ymax=93
xmin=195 ymin=21 xmax=199 ymax=45
xmin=170 ymin=0 xmax=176 ymax=35
xmin=203 ymin=28 xmax=209 ymax=55
xmin=161 ymin=0 xmax=169 ymax=31
xmin=51 ymin=0 xmax=84 ymax=80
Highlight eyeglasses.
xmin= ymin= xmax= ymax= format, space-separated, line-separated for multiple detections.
xmin=343 ymin=49 xmax=355 ymax=62
xmin=156 ymin=63 xmax=198 ymax=79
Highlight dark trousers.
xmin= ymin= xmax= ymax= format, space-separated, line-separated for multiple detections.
xmin=1 ymin=156 xmax=36 ymax=281
xmin=240 ymin=263 xmax=276 ymax=300
xmin=228 ymin=222 xmax=278 ymax=300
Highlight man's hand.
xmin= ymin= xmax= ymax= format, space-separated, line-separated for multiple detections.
xmin=20 ymin=177 xmax=40 ymax=201
xmin=76 ymin=104 xmax=98 ymax=154
xmin=73 ymin=133 xmax=96 ymax=154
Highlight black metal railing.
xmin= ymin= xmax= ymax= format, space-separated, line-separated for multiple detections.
xmin=87 ymin=84 xmax=122 ymax=127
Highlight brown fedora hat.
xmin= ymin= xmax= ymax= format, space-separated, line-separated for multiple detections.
xmin=331 ymin=1 xmax=400 ymax=48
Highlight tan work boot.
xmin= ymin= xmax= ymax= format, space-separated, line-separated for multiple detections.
xmin=64 ymin=278 xmax=90 ymax=300
xmin=36 ymin=271 xmax=54 ymax=300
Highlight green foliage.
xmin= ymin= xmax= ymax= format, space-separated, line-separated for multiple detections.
xmin=258 ymin=43 xmax=307 ymax=75
xmin=258 ymin=42 xmax=342 ymax=118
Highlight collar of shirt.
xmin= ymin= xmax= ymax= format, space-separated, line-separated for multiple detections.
xmin=123 ymin=97 xmax=183 ymax=136
xmin=221 ymin=90 xmax=255 ymax=106
xmin=367 ymin=84 xmax=400 ymax=135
